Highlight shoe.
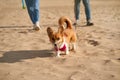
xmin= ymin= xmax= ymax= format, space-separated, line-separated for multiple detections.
xmin=33 ymin=22 xmax=41 ymax=31
xmin=33 ymin=26 xmax=40 ymax=31
xmin=87 ymin=22 xmax=94 ymax=26
xmin=73 ymin=22 xmax=77 ymax=26
xmin=73 ymin=20 xmax=79 ymax=26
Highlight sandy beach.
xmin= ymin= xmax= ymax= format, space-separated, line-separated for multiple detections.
xmin=0 ymin=0 xmax=120 ymax=80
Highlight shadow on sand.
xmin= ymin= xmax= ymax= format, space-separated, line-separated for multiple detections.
xmin=0 ymin=50 xmax=53 ymax=63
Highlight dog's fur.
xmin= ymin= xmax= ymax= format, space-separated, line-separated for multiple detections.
xmin=47 ymin=16 xmax=77 ymax=57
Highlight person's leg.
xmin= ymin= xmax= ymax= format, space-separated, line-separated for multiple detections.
xmin=25 ymin=0 xmax=40 ymax=30
xmin=82 ymin=0 xmax=93 ymax=26
xmin=34 ymin=0 xmax=40 ymax=24
xmin=74 ymin=0 xmax=81 ymax=20
xmin=74 ymin=0 xmax=81 ymax=25
xmin=25 ymin=0 xmax=35 ymax=24
xmin=33 ymin=0 xmax=41 ymax=30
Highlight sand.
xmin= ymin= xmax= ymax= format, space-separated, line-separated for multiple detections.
xmin=0 ymin=0 xmax=120 ymax=80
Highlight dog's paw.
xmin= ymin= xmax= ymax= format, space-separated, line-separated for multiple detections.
xmin=56 ymin=55 xmax=61 ymax=57
xmin=66 ymin=51 xmax=69 ymax=55
xmin=56 ymin=52 xmax=61 ymax=57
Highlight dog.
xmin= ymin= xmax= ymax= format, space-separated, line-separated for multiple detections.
xmin=47 ymin=16 xmax=77 ymax=57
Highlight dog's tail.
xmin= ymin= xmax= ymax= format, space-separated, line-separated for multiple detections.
xmin=58 ymin=16 xmax=72 ymax=29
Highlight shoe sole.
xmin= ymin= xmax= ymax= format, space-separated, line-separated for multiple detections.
xmin=33 ymin=27 xmax=40 ymax=31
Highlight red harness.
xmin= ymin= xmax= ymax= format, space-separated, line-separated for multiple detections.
xmin=55 ymin=43 xmax=66 ymax=51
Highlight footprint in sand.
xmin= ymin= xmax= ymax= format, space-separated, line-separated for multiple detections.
xmin=103 ymin=58 xmax=120 ymax=65
xmin=18 ymin=31 xmax=28 ymax=34
xmin=117 ymin=58 xmax=120 ymax=60
xmin=103 ymin=59 xmax=111 ymax=65
xmin=69 ymin=71 xmax=91 ymax=80
xmin=86 ymin=39 xmax=99 ymax=46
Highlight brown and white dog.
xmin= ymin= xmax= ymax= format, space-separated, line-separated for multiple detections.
xmin=47 ymin=16 xmax=77 ymax=57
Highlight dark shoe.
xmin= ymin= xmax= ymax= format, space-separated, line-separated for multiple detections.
xmin=87 ymin=22 xmax=94 ymax=26
xmin=73 ymin=20 xmax=79 ymax=26
xmin=73 ymin=22 xmax=77 ymax=26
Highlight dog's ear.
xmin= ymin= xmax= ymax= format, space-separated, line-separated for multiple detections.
xmin=47 ymin=27 xmax=54 ymax=42
xmin=47 ymin=27 xmax=54 ymax=34
xmin=58 ymin=26 xmax=64 ymax=34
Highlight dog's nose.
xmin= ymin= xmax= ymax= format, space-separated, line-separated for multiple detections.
xmin=54 ymin=44 xmax=57 ymax=46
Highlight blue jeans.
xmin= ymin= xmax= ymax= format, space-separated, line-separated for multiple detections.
xmin=25 ymin=0 xmax=40 ymax=24
xmin=74 ymin=0 xmax=91 ymax=22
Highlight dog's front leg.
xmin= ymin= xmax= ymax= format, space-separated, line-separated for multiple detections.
xmin=73 ymin=43 xmax=76 ymax=52
xmin=56 ymin=51 xmax=61 ymax=57
xmin=71 ymin=43 xmax=76 ymax=52
xmin=65 ymin=45 xmax=69 ymax=55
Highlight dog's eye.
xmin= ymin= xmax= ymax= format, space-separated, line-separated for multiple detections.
xmin=57 ymin=38 xmax=60 ymax=40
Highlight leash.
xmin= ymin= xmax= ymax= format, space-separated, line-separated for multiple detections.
xmin=22 ymin=0 xmax=26 ymax=9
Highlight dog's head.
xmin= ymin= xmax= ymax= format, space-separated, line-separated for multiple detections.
xmin=47 ymin=27 xmax=64 ymax=46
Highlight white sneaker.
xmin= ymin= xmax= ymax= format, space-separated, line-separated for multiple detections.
xmin=33 ymin=22 xmax=41 ymax=31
